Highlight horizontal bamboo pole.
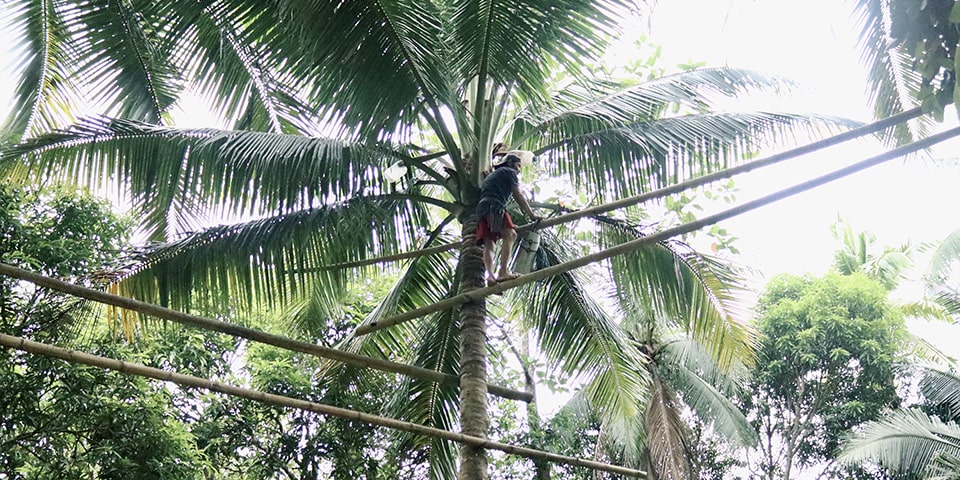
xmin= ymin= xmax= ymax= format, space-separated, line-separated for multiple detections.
xmin=355 ymin=124 xmax=960 ymax=336
xmin=328 ymin=108 xmax=924 ymax=271
xmin=0 ymin=333 xmax=645 ymax=477
xmin=0 ymin=263 xmax=531 ymax=403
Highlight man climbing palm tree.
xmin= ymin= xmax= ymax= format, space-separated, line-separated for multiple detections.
xmin=476 ymin=152 xmax=541 ymax=286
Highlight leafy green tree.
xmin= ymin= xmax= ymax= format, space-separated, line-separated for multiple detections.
xmin=0 ymin=186 xmax=129 ymax=337
xmin=0 ymin=186 xmax=212 ymax=479
xmin=745 ymin=273 xmax=907 ymax=480
xmin=1 ymin=1 xmax=835 ymax=477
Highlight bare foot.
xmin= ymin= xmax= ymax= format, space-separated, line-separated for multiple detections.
xmin=496 ymin=272 xmax=521 ymax=282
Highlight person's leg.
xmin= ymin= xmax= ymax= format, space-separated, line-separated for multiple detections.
xmin=497 ymin=227 xmax=517 ymax=279
xmin=483 ymin=239 xmax=496 ymax=283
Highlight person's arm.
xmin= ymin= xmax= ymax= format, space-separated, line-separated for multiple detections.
xmin=512 ymin=184 xmax=541 ymax=221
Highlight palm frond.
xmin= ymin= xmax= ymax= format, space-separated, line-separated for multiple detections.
xmin=850 ymin=0 xmax=930 ymax=142
xmin=65 ymin=0 xmax=181 ymax=123
xmin=513 ymin=68 xmax=799 ymax=140
xmin=659 ymin=337 xmax=758 ymax=446
xmin=335 ymin=237 xmax=458 ymax=364
xmin=0 ymin=0 xmax=80 ymax=143
xmin=644 ymin=374 xmax=693 ymax=480
xmin=116 ymin=196 xmax=432 ymax=313
xmin=921 ymin=365 xmax=960 ymax=420
xmin=325 ymin=248 xmax=461 ymax=479
xmin=2 ymin=117 xmax=428 ymax=237
xmin=901 ymin=325 xmax=958 ymax=365
xmin=383 ymin=306 xmax=461 ymax=480
xmin=514 ymin=231 xmax=650 ymax=425
xmin=840 ymin=408 xmax=960 ymax=475
xmin=158 ymin=0 xmax=319 ymax=134
xmin=533 ymin=111 xmax=841 ymax=202
xmin=599 ymin=221 xmax=757 ymax=370
xmin=927 ymin=227 xmax=960 ymax=286
xmin=262 ymin=0 xmax=453 ymax=142
xmin=452 ymin=0 xmax=630 ymax=104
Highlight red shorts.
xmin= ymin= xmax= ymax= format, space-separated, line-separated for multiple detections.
xmin=476 ymin=212 xmax=514 ymax=243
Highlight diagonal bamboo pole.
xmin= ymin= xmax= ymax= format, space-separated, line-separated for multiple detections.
xmin=354 ymin=124 xmax=960 ymax=336
xmin=0 ymin=263 xmax=531 ymax=403
xmin=0 ymin=333 xmax=645 ymax=477
xmin=325 ymin=108 xmax=924 ymax=271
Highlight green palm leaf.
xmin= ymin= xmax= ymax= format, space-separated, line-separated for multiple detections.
xmin=600 ymin=221 xmax=757 ymax=370
xmin=117 ymin=196 xmax=431 ymax=312
xmin=2 ymin=117 xmax=432 ymax=238
xmin=65 ymin=0 xmax=181 ymax=123
xmin=515 ymin=231 xmax=649 ymax=426
xmin=533 ymin=111 xmax=837 ymax=201
xmin=515 ymin=68 xmax=798 ymax=137
xmin=921 ymin=366 xmax=960 ymax=420
xmin=452 ymin=0 xmax=628 ymax=104
xmin=850 ymin=0 xmax=930 ymax=142
xmin=383 ymin=306 xmax=461 ymax=480
xmin=159 ymin=0 xmax=323 ymax=134
xmin=840 ymin=408 xmax=960 ymax=476
xmin=659 ymin=337 xmax=757 ymax=446
xmin=270 ymin=0 xmax=453 ymax=141
xmin=321 ymin=249 xmax=460 ymax=478
xmin=1 ymin=0 xmax=80 ymax=143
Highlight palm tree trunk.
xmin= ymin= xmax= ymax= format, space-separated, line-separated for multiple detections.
xmin=458 ymin=214 xmax=489 ymax=480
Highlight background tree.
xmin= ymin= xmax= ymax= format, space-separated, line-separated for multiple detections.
xmin=744 ymin=272 xmax=907 ymax=480
xmin=831 ymin=216 xmax=914 ymax=291
xmin=0 ymin=186 xmax=210 ymax=479
xmin=838 ymin=226 xmax=960 ymax=479
xmin=1 ymin=1 xmax=837 ymax=477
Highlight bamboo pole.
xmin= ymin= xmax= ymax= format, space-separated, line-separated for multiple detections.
xmin=325 ymin=108 xmax=924 ymax=271
xmin=0 ymin=263 xmax=531 ymax=403
xmin=354 ymin=124 xmax=960 ymax=336
xmin=0 ymin=333 xmax=645 ymax=478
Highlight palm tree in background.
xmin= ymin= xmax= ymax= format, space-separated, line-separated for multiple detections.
xmin=1 ymin=0 xmax=833 ymax=477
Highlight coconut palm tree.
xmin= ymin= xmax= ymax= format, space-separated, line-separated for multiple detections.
xmin=1 ymin=0 xmax=833 ymax=477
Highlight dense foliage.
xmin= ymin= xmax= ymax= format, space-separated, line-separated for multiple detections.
xmin=745 ymin=273 xmax=906 ymax=479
